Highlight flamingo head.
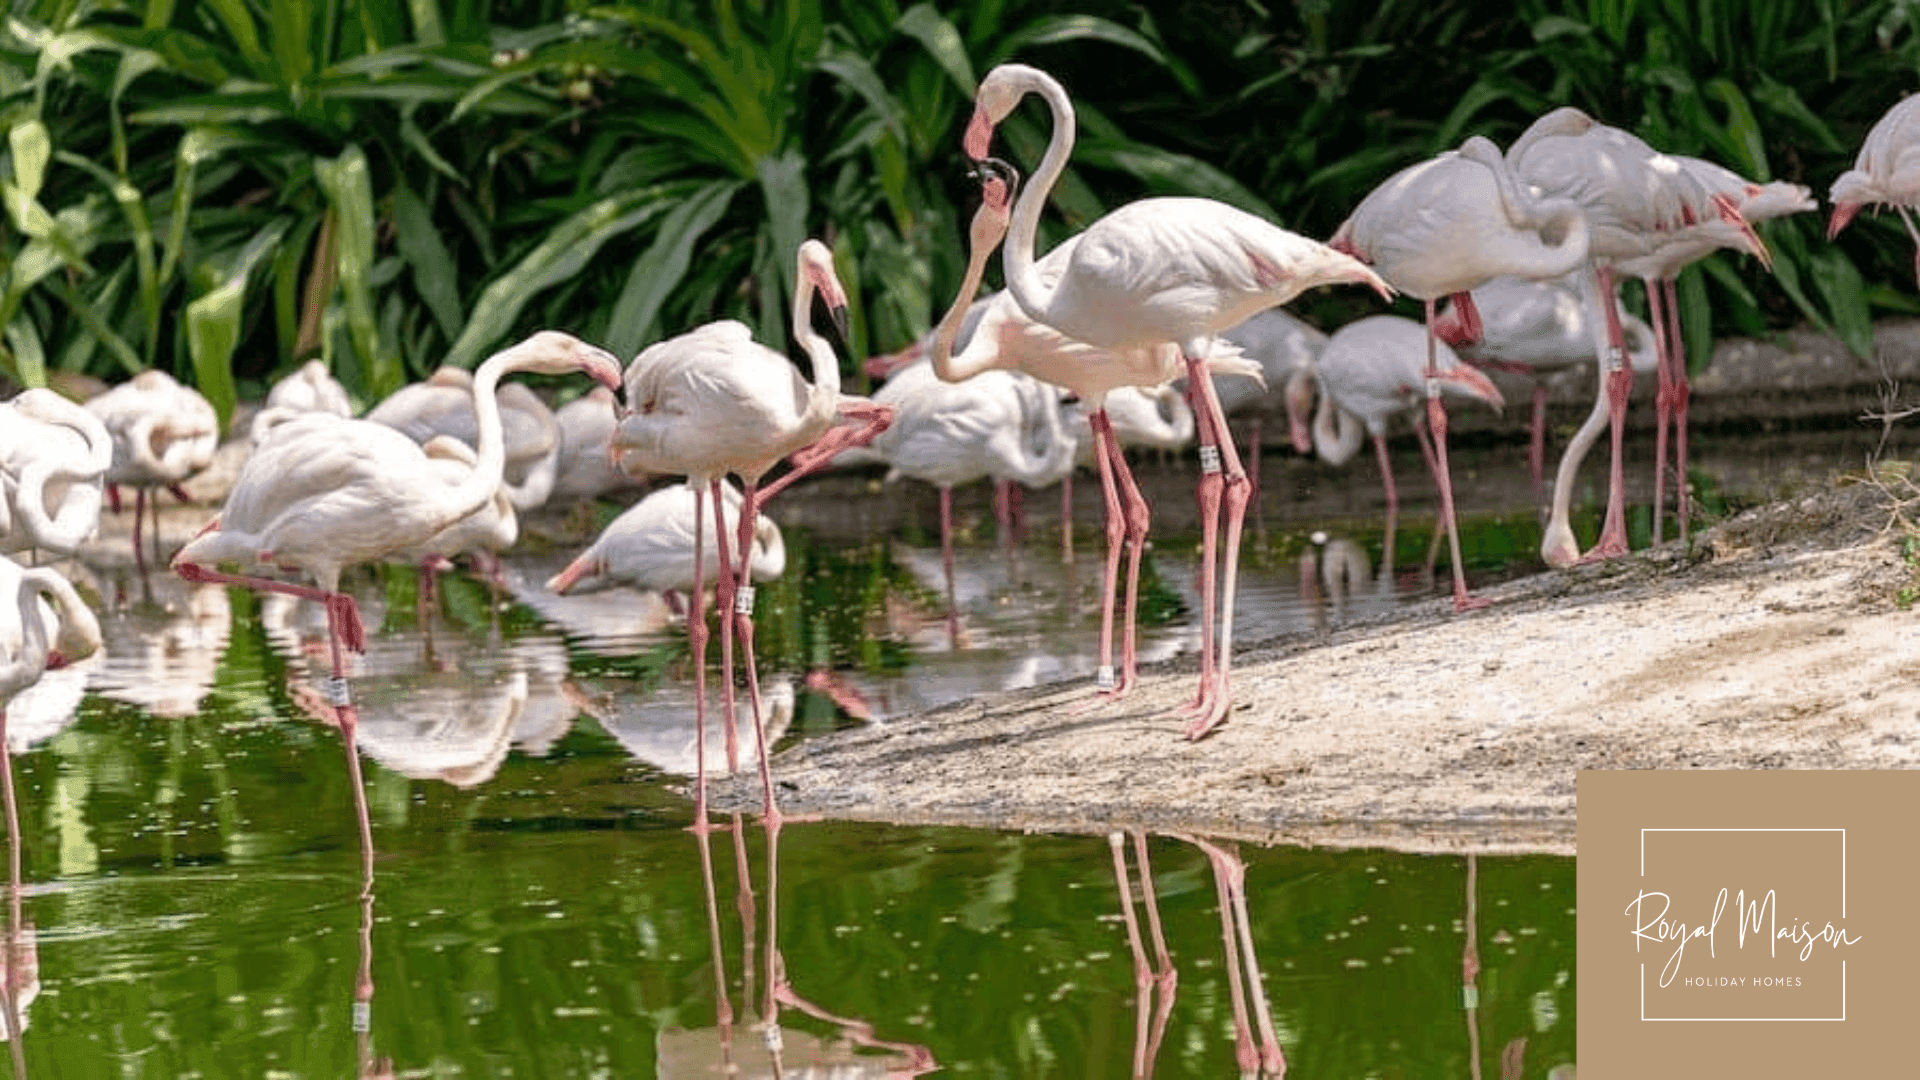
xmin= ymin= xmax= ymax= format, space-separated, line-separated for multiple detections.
xmin=798 ymin=239 xmax=852 ymax=342
xmin=506 ymin=330 xmax=624 ymax=392
xmin=1282 ymin=367 xmax=1316 ymax=454
xmin=968 ymin=156 xmax=1017 ymax=252
xmin=1433 ymin=291 xmax=1483 ymax=348
xmin=545 ymin=552 xmax=605 ymax=596
xmin=1434 ymin=361 xmax=1506 ymax=413
xmin=967 ymin=63 xmax=1041 ymax=160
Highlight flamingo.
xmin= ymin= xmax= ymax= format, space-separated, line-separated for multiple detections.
xmin=1216 ymin=308 xmax=1331 ymax=510
xmin=85 ymin=369 xmax=219 ymax=574
xmin=546 ymin=480 xmax=785 ymax=606
xmin=366 ymin=366 xmax=563 ymax=512
xmin=1287 ymin=316 xmax=1505 ymax=550
xmin=249 ymin=360 xmax=353 ymax=446
xmin=958 ymin=63 xmax=1388 ymax=737
xmin=612 ymin=238 xmax=891 ymax=827
xmin=0 ymin=554 xmax=94 ymax=1060
xmin=1330 ymin=133 xmax=1590 ymax=610
xmin=549 ymin=386 xmax=644 ymax=503
xmin=0 ymin=390 xmax=112 ymax=557
xmin=862 ymin=357 xmax=1075 ymax=635
xmin=171 ymin=330 xmax=621 ymax=805
xmin=1504 ymin=107 xmax=1763 ymax=563
xmin=1829 ymin=94 xmax=1920 ymax=283
xmin=1436 ymin=274 xmax=1657 ymax=500
xmin=390 ymin=436 xmax=520 ymax=613
xmin=1628 ymin=158 xmax=1808 ymax=546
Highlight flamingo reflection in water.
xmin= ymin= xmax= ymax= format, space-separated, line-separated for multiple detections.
xmin=660 ymin=815 xmax=938 ymax=1079
xmin=0 ymin=555 xmax=96 ymax=1073
xmin=1109 ymin=831 xmax=1288 ymax=1078
xmin=1461 ymin=854 xmax=1576 ymax=1080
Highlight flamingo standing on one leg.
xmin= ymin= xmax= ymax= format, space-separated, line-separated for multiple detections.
xmin=171 ymin=331 xmax=621 ymax=856
xmin=85 ymin=370 xmax=219 ymax=574
xmin=958 ymin=63 xmax=1389 ymax=737
xmin=0 ymin=390 xmax=113 ymax=558
xmin=612 ymin=239 xmax=892 ymax=828
xmin=1331 ymin=133 xmax=1591 ymax=609
xmin=1829 ymin=94 xmax=1920 ymax=284
xmin=1505 ymin=107 xmax=1763 ymax=564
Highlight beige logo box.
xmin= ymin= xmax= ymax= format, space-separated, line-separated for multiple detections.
xmin=1579 ymin=772 xmax=1920 ymax=1077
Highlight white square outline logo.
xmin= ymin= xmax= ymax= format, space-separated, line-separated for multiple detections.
xmin=1638 ymin=828 xmax=1847 ymax=1023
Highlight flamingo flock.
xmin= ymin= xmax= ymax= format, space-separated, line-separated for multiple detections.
xmin=0 ymin=62 xmax=1911 ymax=1071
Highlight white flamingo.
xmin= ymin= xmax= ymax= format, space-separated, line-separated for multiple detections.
xmin=172 ymin=330 xmax=621 ymax=845
xmin=0 ymin=390 xmax=112 ymax=557
xmin=547 ymin=480 xmax=784 ymax=605
xmin=955 ymin=62 xmax=1388 ymax=737
xmin=1829 ymin=94 xmax=1920 ymax=282
xmin=85 ymin=370 xmax=219 ymax=573
xmin=366 ymin=365 xmax=563 ymax=513
xmin=612 ymin=239 xmax=891 ymax=826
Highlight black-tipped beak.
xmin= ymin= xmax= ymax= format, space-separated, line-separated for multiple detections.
xmin=829 ymin=303 xmax=851 ymax=344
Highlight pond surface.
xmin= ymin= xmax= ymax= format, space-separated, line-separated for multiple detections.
xmin=5 ymin=421 xmax=1903 ymax=1075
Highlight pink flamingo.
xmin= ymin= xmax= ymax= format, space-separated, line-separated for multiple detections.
xmin=1829 ymin=94 xmax=1920 ymax=282
xmin=1 ymin=390 xmax=112 ymax=558
xmin=547 ymin=480 xmax=784 ymax=605
xmin=1331 ymin=133 xmax=1590 ymax=609
xmin=1287 ymin=315 xmax=1505 ymax=555
xmin=172 ymin=331 xmax=620 ymax=845
xmin=612 ymin=239 xmax=892 ymax=827
xmin=85 ymin=370 xmax=219 ymax=573
xmin=958 ymin=63 xmax=1388 ymax=738
xmin=1505 ymin=107 xmax=1762 ymax=563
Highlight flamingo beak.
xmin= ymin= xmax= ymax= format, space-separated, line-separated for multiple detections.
xmin=963 ymin=107 xmax=994 ymax=161
xmin=1714 ymin=194 xmax=1772 ymax=271
xmin=1437 ymin=363 xmax=1506 ymax=412
xmin=1827 ymin=201 xmax=1863 ymax=241
xmin=828 ymin=301 xmax=851 ymax=344
xmin=1282 ymin=369 xmax=1315 ymax=454
xmin=580 ymin=345 xmax=625 ymax=392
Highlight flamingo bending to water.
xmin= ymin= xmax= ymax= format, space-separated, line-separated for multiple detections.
xmin=85 ymin=370 xmax=219 ymax=573
xmin=958 ymin=62 xmax=1388 ymax=738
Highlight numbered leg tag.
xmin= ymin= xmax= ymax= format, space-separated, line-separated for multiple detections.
xmin=323 ymin=676 xmax=352 ymax=708
xmin=1605 ymin=346 xmax=1625 ymax=372
xmin=733 ymin=585 xmax=756 ymax=615
xmin=1462 ymin=984 xmax=1479 ymax=1011
xmin=1198 ymin=445 xmax=1222 ymax=474
xmin=764 ymin=1022 xmax=784 ymax=1052
xmin=1096 ymin=665 xmax=1116 ymax=690
xmin=352 ymin=1001 xmax=372 ymax=1032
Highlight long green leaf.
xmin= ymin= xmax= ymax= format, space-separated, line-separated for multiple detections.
xmin=605 ymin=180 xmax=741 ymax=358
xmin=895 ymin=4 xmax=974 ymax=93
xmin=993 ymin=15 xmax=1179 ymax=78
xmin=756 ymin=150 xmax=809 ymax=354
xmin=442 ymin=187 xmax=671 ymax=371
xmin=3 ymin=318 xmax=45 ymax=388
xmin=1807 ymin=245 xmax=1874 ymax=359
xmin=186 ymin=277 xmax=244 ymax=428
xmin=1073 ymin=141 xmax=1280 ymax=221
xmin=315 ymin=145 xmax=392 ymax=397
xmin=392 ymin=177 xmax=463 ymax=343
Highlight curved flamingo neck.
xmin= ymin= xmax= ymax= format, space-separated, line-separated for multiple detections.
xmin=792 ymin=268 xmax=841 ymax=404
xmin=1311 ymin=384 xmax=1366 ymax=466
xmin=999 ymin=70 xmax=1076 ymax=329
xmin=452 ymin=348 xmax=528 ymax=529
xmin=931 ymin=203 xmax=1012 ymax=384
xmin=1458 ymin=136 xmax=1590 ymax=277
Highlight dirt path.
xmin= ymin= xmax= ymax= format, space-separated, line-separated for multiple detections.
xmin=713 ymin=479 xmax=1920 ymax=856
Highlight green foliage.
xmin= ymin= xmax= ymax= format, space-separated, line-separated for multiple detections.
xmin=5 ymin=0 xmax=1920 ymax=416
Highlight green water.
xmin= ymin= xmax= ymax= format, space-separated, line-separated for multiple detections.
xmin=7 ymin=697 xmax=1574 ymax=1077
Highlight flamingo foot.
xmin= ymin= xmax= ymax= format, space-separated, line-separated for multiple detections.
xmin=1179 ymin=675 xmax=1232 ymax=740
xmin=1452 ymin=591 xmax=1493 ymax=613
xmin=1577 ymin=536 xmax=1631 ymax=564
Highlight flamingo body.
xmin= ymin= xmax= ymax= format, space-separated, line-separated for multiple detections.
xmin=0 ymin=390 xmax=112 ymax=556
xmin=1828 ymin=94 xmax=1920 ymax=242
xmin=547 ymin=481 xmax=784 ymax=597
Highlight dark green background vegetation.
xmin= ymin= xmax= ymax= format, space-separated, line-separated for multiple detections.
xmin=3 ymin=0 xmax=1914 ymax=428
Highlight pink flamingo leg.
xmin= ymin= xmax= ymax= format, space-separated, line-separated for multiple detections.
xmin=1373 ymin=432 xmax=1401 ymax=527
xmin=709 ymin=480 xmax=742 ymax=775
xmin=1423 ymin=300 xmax=1487 ymax=613
xmin=131 ymin=487 xmax=148 ymax=575
xmin=729 ymin=480 xmax=784 ymax=833
xmin=694 ymin=813 xmax=735 ymax=1036
xmin=1246 ymin=416 xmax=1263 ymax=524
xmin=1182 ymin=352 xmax=1253 ymax=738
xmin=0 ymin=710 xmax=25 ymax=1072
xmin=1110 ymin=832 xmax=1178 ymax=1080
xmin=1108 ymin=420 xmax=1150 ymax=698
xmin=1186 ymin=835 xmax=1287 ymax=1077
xmin=1528 ymin=383 xmax=1549 ymax=502
xmin=1060 ymin=471 xmax=1075 ymax=563
xmin=684 ymin=485 xmax=717 ymax=834
xmin=1646 ymin=277 xmax=1674 ymax=545
xmin=1663 ymin=277 xmax=1693 ymax=545
xmin=1072 ymin=409 xmax=1139 ymax=708
xmin=1584 ymin=264 xmax=1634 ymax=561
xmin=760 ymin=402 xmax=894 ymax=502
xmin=940 ymin=485 xmax=960 ymax=648
xmin=1180 ymin=380 xmax=1223 ymax=721
xmin=1464 ymin=853 xmax=1483 ymax=1080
